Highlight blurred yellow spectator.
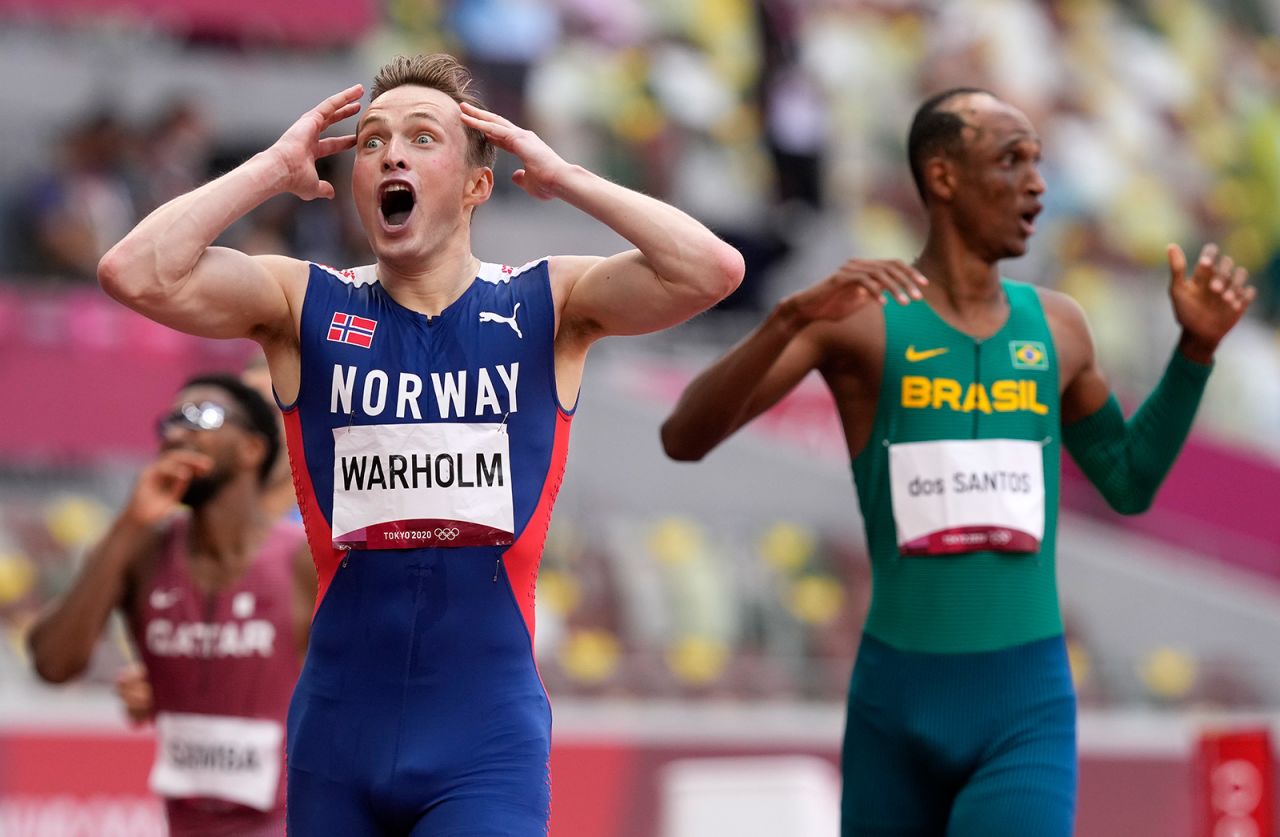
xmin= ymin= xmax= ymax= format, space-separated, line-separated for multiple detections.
xmin=559 ymin=628 xmax=622 ymax=685
xmin=666 ymin=635 xmax=730 ymax=686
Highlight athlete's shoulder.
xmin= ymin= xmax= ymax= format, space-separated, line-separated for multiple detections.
xmin=1031 ymin=286 xmax=1089 ymax=326
xmin=476 ymin=259 xmax=549 ymax=286
xmin=1032 ymin=286 xmax=1094 ymax=352
xmin=311 ymin=263 xmax=379 ymax=288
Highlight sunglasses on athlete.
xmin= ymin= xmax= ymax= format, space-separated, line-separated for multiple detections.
xmin=155 ymin=401 xmax=252 ymax=439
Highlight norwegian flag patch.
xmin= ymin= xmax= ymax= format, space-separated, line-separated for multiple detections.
xmin=328 ymin=312 xmax=377 ymax=348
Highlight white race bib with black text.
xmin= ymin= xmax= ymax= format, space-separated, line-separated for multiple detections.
xmin=889 ymin=438 xmax=1044 ymax=556
xmin=149 ymin=712 xmax=282 ymax=811
xmin=332 ymin=422 xmax=515 ymax=549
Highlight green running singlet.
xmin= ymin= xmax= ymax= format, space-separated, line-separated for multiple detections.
xmin=852 ymin=279 xmax=1062 ymax=653
xmin=843 ymin=280 xmax=1076 ymax=837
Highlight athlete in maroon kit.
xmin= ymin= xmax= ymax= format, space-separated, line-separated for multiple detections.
xmin=29 ymin=374 xmax=315 ymax=837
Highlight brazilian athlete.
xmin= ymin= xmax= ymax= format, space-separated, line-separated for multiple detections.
xmin=99 ymin=54 xmax=742 ymax=837
xmin=661 ymin=88 xmax=1254 ymax=836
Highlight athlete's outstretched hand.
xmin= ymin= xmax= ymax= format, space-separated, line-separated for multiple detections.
xmin=115 ymin=663 xmax=155 ymax=725
xmin=1168 ymin=243 xmax=1255 ymax=363
xmin=266 ymin=85 xmax=363 ymax=201
xmin=779 ymin=259 xmax=928 ymax=326
xmin=459 ymin=103 xmax=572 ymax=200
xmin=123 ymin=450 xmax=214 ymax=527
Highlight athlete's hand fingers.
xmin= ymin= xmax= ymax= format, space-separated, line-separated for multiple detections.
xmin=333 ymin=101 xmax=362 ymax=123
xmin=460 ymin=101 xmax=518 ymax=130
xmin=857 ymin=262 xmax=921 ymax=305
xmin=868 ymin=265 xmax=911 ymax=305
xmin=460 ymin=111 xmax=516 ymax=146
xmin=882 ymin=260 xmax=926 ymax=302
xmin=1166 ymin=243 xmax=1187 ymax=288
xmin=829 ymin=263 xmax=888 ymax=305
xmin=156 ymin=449 xmax=215 ymax=474
xmin=316 ymin=135 xmax=356 ymax=158
xmin=1209 ymin=255 xmax=1235 ymax=294
xmin=115 ymin=664 xmax=154 ymax=724
xmin=848 ymin=274 xmax=888 ymax=305
xmin=316 ymin=85 xmax=364 ymax=122
xmin=1222 ymin=273 xmax=1256 ymax=311
xmin=148 ymin=452 xmax=213 ymax=494
xmin=1189 ymin=242 xmax=1219 ymax=289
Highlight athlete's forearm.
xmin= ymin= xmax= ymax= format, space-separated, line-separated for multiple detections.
xmin=662 ymin=305 xmax=805 ymax=461
xmin=27 ymin=515 xmax=154 ymax=683
xmin=1064 ymin=348 xmax=1212 ymax=515
xmin=551 ymin=165 xmax=743 ymax=305
xmin=99 ymin=151 xmax=289 ymax=305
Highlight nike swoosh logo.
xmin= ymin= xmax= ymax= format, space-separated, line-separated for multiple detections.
xmin=149 ymin=589 xmax=181 ymax=609
xmin=905 ymin=346 xmax=949 ymax=362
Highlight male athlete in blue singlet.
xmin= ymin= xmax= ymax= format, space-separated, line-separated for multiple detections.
xmin=98 ymin=54 xmax=744 ymax=836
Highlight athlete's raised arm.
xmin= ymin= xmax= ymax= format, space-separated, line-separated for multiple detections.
xmin=98 ymin=86 xmax=363 ymax=343
xmin=1056 ymin=242 xmax=1254 ymax=514
xmin=28 ymin=450 xmax=210 ymax=683
xmin=457 ymin=103 xmax=744 ymax=341
xmin=662 ymin=259 xmax=926 ymax=461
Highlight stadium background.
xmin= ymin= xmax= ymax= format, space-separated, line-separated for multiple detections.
xmin=0 ymin=0 xmax=1278 ymax=834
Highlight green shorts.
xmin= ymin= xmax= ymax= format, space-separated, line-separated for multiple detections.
xmin=841 ymin=634 xmax=1077 ymax=836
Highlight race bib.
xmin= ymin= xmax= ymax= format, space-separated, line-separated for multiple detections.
xmin=149 ymin=712 xmax=283 ymax=811
xmin=888 ymin=438 xmax=1044 ymax=556
xmin=332 ymin=422 xmax=515 ymax=549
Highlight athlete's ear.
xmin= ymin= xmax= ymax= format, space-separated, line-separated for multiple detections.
xmin=238 ymin=433 xmax=269 ymax=480
xmin=924 ymin=156 xmax=956 ymax=203
xmin=464 ymin=166 xmax=493 ymax=211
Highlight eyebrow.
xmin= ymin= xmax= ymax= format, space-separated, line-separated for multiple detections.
xmin=358 ymin=110 xmax=447 ymax=133
xmin=998 ymin=134 xmax=1041 ymax=152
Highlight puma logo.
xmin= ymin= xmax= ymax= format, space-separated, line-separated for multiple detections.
xmin=905 ymin=345 xmax=949 ymax=362
xmin=479 ymin=303 xmax=522 ymax=339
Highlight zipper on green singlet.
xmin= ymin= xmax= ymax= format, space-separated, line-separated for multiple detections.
xmin=972 ymin=341 xmax=982 ymax=438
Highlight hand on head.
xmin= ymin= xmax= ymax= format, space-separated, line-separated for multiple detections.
xmin=458 ymin=102 xmax=570 ymax=201
xmin=269 ymin=85 xmax=363 ymax=201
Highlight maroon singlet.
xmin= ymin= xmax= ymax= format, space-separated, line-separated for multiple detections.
xmin=129 ymin=514 xmax=305 ymax=837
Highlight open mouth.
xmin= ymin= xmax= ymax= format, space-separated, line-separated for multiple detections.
xmin=1019 ymin=208 xmax=1040 ymax=235
xmin=379 ymin=183 xmax=415 ymax=229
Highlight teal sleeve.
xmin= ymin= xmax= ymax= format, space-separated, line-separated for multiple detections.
xmin=1062 ymin=350 xmax=1213 ymax=515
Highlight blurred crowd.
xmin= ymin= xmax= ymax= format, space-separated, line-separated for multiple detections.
xmin=7 ymin=1 xmax=1279 ymax=308
xmin=1 ymin=98 xmax=370 ymax=283
xmin=2 ymin=0 xmax=1280 ymax=710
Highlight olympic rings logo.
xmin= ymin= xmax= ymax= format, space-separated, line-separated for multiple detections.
xmin=432 ymin=528 xmax=461 ymax=540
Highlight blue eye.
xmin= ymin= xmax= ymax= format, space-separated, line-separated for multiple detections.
xmin=364 ymin=137 xmax=383 ymax=150
xmin=414 ymin=134 xmax=433 ymax=145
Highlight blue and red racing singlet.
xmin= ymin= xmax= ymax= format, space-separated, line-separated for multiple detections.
xmin=281 ymin=260 xmax=570 ymax=834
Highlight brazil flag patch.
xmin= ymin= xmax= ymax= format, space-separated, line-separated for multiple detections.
xmin=1009 ymin=340 xmax=1049 ymax=370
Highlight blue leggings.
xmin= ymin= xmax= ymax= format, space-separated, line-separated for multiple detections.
xmin=841 ymin=634 xmax=1077 ymax=836
xmin=285 ymin=680 xmax=551 ymax=836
